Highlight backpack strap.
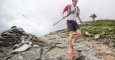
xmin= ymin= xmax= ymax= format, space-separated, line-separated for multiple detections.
xmin=67 ymin=5 xmax=72 ymax=15
xmin=76 ymin=6 xmax=80 ymax=16
xmin=63 ymin=4 xmax=80 ymax=16
xmin=76 ymin=6 xmax=80 ymax=12
xmin=67 ymin=5 xmax=80 ymax=16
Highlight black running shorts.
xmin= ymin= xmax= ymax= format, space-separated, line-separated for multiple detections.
xmin=67 ymin=20 xmax=80 ymax=31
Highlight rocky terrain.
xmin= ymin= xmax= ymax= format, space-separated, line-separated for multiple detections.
xmin=0 ymin=20 xmax=115 ymax=60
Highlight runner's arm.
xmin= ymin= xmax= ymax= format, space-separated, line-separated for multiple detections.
xmin=61 ymin=5 xmax=70 ymax=17
xmin=76 ymin=6 xmax=83 ymax=23
xmin=77 ymin=15 xmax=83 ymax=23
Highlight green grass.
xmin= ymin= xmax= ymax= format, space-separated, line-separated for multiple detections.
xmin=51 ymin=19 xmax=115 ymax=39
xmin=80 ymin=20 xmax=115 ymax=39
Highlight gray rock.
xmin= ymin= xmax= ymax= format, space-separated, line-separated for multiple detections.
xmin=94 ymin=34 xmax=101 ymax=40
xmin=0 ymin=26 xmax=39 ymax=47
xmin=56 ymin=38 xmax=68 ymax=48
xmin=0 ymin=53 xmax=5 ymax=57
xmin=12 ymin=44 xmax=31 ymax=53
xmin=9 ymin=48 xmax=41 ymax=60
xmin=41 ymin=48 xmax=73 ymax=60
xmin=75 ymin=42 xmax=100 ymax=60
xmin=85 ymin=31 xmax=92 ymax=37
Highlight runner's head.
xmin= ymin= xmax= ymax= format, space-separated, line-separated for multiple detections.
xmin=72 ymin=0 xmax=78 ymax=6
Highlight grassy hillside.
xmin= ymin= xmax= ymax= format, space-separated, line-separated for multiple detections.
xmin=52 ymin=19 xmax=115 ymax=39
xmin=80 ymin=20 xmax=115 ymax=39
xmin=49 ymin=19 xmax=115 ymax=48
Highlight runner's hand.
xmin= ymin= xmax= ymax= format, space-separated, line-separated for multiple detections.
xmin=80 ymin=21 xmax=85 ymax=25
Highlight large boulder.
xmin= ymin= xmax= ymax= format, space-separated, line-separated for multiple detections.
xmin=0 ymin=26 xmax=39 ymax=47
xmin=0 ymin=26 xmax=26 ymax=46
